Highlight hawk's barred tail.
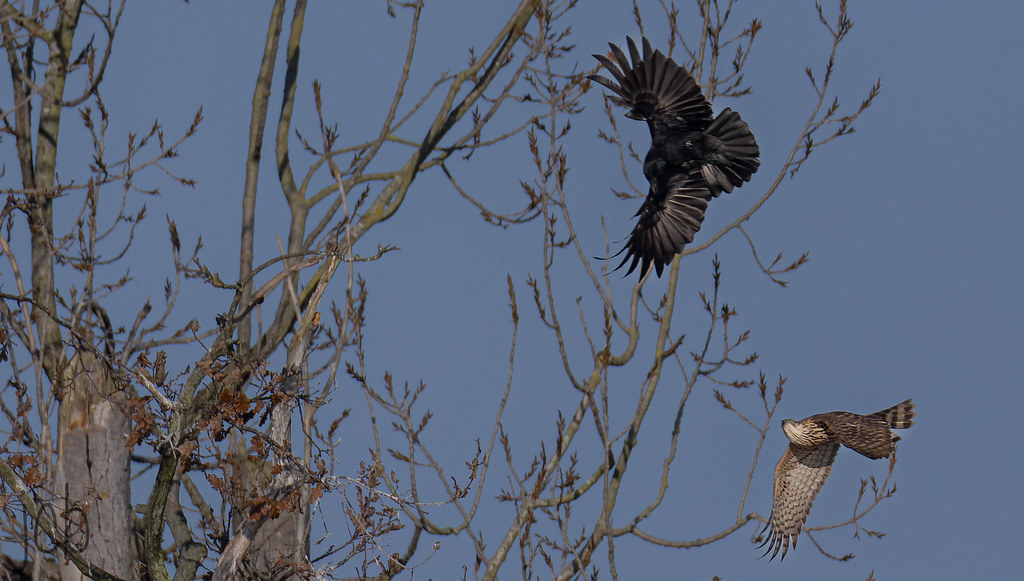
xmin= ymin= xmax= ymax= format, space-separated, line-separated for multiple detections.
xmin=872 ymin=398 xmax=916 ymax=430
xmin=700 ymin=108 xmax=761 ymax=195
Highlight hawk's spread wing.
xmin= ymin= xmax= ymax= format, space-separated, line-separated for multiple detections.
xmin=818 ymin=399 xmax=917 ymax=460
xmin=760 ymin=442 xmax=840 ymax=561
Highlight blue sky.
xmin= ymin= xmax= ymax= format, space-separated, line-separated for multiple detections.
xmin=5 ymin=1 xmax=1022 ymax=579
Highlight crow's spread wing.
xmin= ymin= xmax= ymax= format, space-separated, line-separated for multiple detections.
xmin=615 ymin=171 xmax=713 ymax=277
xmin=589 ymin=36 xmax=712 ymax=133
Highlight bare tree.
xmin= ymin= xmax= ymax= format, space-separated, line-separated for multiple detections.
xmin=0 ymin=1 xmax=894 ymax=580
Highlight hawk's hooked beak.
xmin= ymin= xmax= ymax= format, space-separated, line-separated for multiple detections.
xmin=780 ymin=419 xmax=798 ymax=441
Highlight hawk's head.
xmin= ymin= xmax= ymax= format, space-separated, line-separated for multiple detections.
xmin=781 ymin=418 xmax=829 ymax=447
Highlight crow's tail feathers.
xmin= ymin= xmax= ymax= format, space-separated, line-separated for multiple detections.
xmin=701 ymin=108 xmax=761 ymax=195
xmin=589 ymin=37 xmax=712 ymax=132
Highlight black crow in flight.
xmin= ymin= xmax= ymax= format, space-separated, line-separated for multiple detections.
xmin=590 ymin=37 xmax=760 ymax=278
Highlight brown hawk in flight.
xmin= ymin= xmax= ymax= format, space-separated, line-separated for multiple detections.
xmin=759 ymin=399 xmax=915 ymax=560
